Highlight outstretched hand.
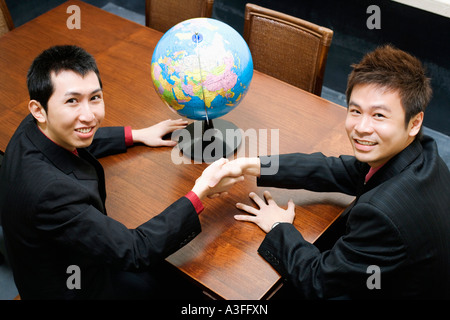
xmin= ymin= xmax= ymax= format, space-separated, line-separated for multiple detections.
xmin=132 ymin=119 xmax=188 ymax=147
xmin=235 ymin=191 xmax=295 ymax=233
xmin=207 ymin=157 xmax=261 ymax=187
xmin=192 ymin=158 xmax=245 ymax=200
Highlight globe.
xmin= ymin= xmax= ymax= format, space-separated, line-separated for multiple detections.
xmin=151 ymin=17 xmax=253 ymax=121
xmin=150 ymin=18 xmax=254 ymax=162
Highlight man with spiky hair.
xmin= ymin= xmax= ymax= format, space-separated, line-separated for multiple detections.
xmin=223 ymin=45 xmax=450 ymax=299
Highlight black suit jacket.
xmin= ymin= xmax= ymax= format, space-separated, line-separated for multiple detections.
xmin=257 ymin=136 xmax=450 ymax=299
xmin=0 ymin=115 xmax=201 ymax=299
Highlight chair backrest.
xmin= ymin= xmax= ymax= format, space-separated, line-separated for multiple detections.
xmin=145 ymin=0 xmax=214 ymax=33
xmin=0 ymin=0 xmax=14 ymax=37
xmin=243 ymin=3 xmax=333 ymax=96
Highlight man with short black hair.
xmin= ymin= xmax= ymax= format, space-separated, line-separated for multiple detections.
xmin=0 ymin=45 xmax=240 ymax=299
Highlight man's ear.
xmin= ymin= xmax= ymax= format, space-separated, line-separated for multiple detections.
xmin=28 ymin=100 xmax=47 ymax=124
xmin=408 ymin=111 xmax=424 ymax=137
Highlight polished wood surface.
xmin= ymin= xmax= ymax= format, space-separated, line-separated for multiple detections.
xmin=0 ymin=0 xmax=353 ymax=299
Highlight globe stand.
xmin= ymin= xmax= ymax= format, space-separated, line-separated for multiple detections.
xmin=177 ymin=119 xmax=242 ymax=163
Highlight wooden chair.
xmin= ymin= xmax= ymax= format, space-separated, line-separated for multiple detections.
xmin=243 ymin=3 xmax=333 ymax=96
xmin=0 ymin=0 xmax=14 ymax=36
xmin=145 ymin=0 xmax=214 ymax=33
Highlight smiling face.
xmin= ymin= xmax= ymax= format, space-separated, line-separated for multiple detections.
xmin=29 ymin=70 xmax=105 ymax=151
xmin=345 ymin=83 xmax=423 ymax=168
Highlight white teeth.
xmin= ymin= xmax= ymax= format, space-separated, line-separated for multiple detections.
xmin=356 ymin=140 xmax=376 ymax=146
xmin=76 ymin=128 xmax=92 ymax=134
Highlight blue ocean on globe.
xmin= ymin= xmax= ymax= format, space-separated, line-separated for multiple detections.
xmin=151 ymin=18 xmax=253 ymax=120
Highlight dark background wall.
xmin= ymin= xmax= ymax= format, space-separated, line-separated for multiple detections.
xmin=213 ymin=0 xmax=450 ymax=135
xmin=5 ymin=0 xmax=450 ymax=135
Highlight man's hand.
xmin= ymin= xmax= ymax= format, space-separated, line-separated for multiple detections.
xmin=132 ymin=119 xmax=188 ymax=147
xmin=191 ymin=158 xmax=244 ymax=200
xmin=235 ymin=191 xmax=295 ymax=233
xmin=207 ymin=157 xmax=261 ymax=187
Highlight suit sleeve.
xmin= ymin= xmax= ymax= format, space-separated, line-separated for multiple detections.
xmin=86 ymin=127 xmax=128 ymax=158
xmin=258 ymin=202 xmax=406 ymax=299
xmin=257 ymin=153 xmax=362 ymax=195
xmin=33 ymin=177 xmax=201 ymax=271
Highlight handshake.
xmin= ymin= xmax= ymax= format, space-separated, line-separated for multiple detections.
xmin=191 ymin=157 xmax=295 ymax=233
xmin=191 ymin=157 xmax=260 ymax=200
xmin=137 ymin=119 xmax=294 ymax=232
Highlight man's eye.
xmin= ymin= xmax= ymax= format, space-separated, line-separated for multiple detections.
xmin=66 ymin=98 xmax=77 ymax=104
xmin=91 ymin=95 xmax=102 ymax=101
xmin=374 ymin=113 xmax=385 ymax=118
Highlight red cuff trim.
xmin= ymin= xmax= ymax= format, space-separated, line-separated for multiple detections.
xmin=124 ymin=126 xmax=133 ymax=147
xmin=185 ymin=191 xmax=204 ymax=215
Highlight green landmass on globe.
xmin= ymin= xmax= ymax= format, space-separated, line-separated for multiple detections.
xmin=151 ymin=18 xmax=253 ymax=121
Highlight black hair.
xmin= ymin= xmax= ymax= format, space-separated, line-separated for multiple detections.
xmin=26 ymin=45 xmax=102 ymax=111
xmin=346 ymin=45 xmax=432 ymax=140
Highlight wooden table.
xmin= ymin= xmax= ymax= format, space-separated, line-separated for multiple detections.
xmin=0 ymin=0 xmax=354 ymax=299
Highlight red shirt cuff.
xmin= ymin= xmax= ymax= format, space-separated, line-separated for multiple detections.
xmin=124 ymin=126 xmax=133 ymax=147
xmin=185 ymin=191 xmax=204 ymax=215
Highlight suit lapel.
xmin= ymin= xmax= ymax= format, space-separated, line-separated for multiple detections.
xmin=341 ymin=140 xmax=423 ymax=219
xmin=77 ymin=148 xmax=107 ymax=207
xmin=362 ymin=139 xmax=422 ymax=194
xmin=25 ymin=118 xmax=107 ymax=213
